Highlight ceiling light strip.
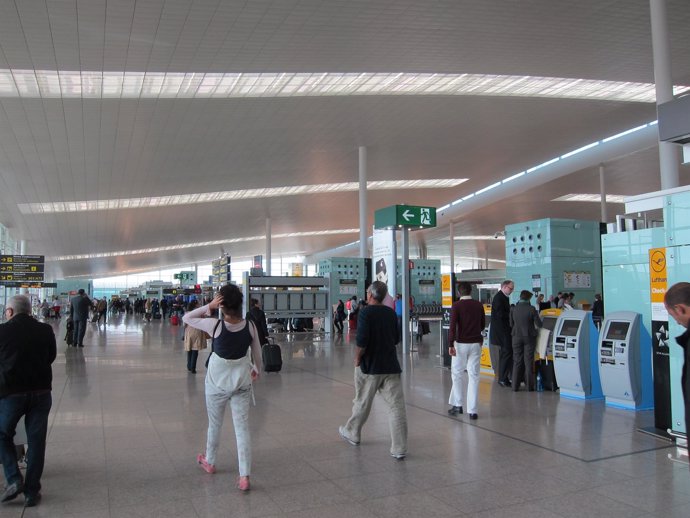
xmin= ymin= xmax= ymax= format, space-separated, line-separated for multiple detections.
xmin=2 ymin=70 xmax=688 ymax=103
xmin=48 ymin=228 xmax=360 ymax=261
xmin=19 ymin=178 xmax=466 ymax=215
xmin=440 ymin=120 xmax=657 ymax=212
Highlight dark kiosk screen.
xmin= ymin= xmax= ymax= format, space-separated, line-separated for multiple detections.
xmin=559 ymin=319 xmax=580 ymax=337
xmin=542 ymin=317 xmax=557 ymax=332
xmin=605 ymin=321 xmax=630 ymax=341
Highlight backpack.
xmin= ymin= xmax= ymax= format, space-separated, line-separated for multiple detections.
xmin=246 ymin=311 xmax=269 ymax=346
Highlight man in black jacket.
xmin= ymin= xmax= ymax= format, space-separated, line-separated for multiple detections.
xmin=665 ymin=282 xmax=690 ymax=467
xmin=510 ymin=290 xmax=542 ymax=391
xmin=0 ymin=295 xmax=56 ymax=507
xmin=70 ymin=289 xmax=92 ymax=347
xmin=338 ymin=281 xmax=407 ymax=459
xmin=489 ymin=280 xmax=514 ymax=387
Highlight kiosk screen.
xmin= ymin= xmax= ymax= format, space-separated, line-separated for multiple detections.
xmin=605 ymin=322 xmax=630 ymax=341
xmin=542 ymin=316 xmax=557 ymax=332
xmin=559 ymin=319 xmax=581 ymax=337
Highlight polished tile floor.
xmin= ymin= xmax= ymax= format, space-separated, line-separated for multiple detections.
xmin=3 ymin=314 xmax=689 ymax=517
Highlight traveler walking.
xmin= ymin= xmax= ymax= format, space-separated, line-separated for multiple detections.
xmin=338 ymin=281 xmax=407 ymax=459
xmin=0 ymin=295 xmax=56 ymax=507
xmin=183 ymin=284 xmax=262 ymax=491
xmin=447 ymin=282 xmax=485 ymax=419
xmin=69 ymin=289 xmax=92 ymax=347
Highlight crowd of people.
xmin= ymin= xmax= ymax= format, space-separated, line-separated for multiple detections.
xmin=6 ymin=278 xmax=690 ymax=509
xmin=448 ymin=280 xmax=608 ymax=419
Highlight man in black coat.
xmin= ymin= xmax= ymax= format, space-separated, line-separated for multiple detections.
xmin=510 ymin=290 xmax=542 ymax=391
xmin=665 ymin=282 xmax=690 ymax=468
xmin=0 ymin=295 xmax=56 ymax=507
xmin=70 ymin=289 xmax=92 ymax=347
xmin=489 ymin=280 xmax=514 ymax=387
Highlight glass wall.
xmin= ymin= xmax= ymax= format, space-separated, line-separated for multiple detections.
xmin=92 ymin=255 xmax=308 ymax=293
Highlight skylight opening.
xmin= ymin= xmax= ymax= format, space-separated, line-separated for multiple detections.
xmin=1 ymin=70 xmax=686 ymax=102
xmin=552 ymin=194 xmax=627 ymax=203
xmin=19 ymin=179 xmax=467 ymax=215
xmin=49 ymin=228 xmax=360 ymax=261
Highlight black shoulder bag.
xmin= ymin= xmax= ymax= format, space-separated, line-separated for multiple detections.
xmin=205 ymin=319 xmax=223 ymax=368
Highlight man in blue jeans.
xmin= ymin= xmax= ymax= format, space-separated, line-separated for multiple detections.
xmin=0 ymin=295 xmax=56 ymax=508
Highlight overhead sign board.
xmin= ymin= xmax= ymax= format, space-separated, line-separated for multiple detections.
xmin=374 ymin=205 xmax=437 ymax=229
xmin=0 ymin=263 xmax=45 ymax=273
xmin=2 ymin=281 xmax=56 ymax=288
xmin=0 ymin=272 xmax=45 ymax=282
xmin=0 ymin=255 xmax=45 ymax=264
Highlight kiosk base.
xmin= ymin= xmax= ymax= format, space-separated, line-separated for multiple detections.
xmin=604 ymin=396 xmax=652 ymax=411
xmin=560 ymin=389 xmax=604 ymax=401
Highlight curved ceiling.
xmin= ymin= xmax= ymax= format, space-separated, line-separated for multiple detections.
xmin=0 ymin=0 xmax=688 ymax=279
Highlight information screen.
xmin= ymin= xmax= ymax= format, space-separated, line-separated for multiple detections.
xmin=605 ymin=321 xmax=630 ymax=341
xmin=559 ymin=319 xmax=581 ymax=337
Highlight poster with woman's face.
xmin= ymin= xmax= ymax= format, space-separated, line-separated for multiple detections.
xmin=375 ymin=258 xmax=388 ymax=284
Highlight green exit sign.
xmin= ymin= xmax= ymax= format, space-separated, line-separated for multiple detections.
xmin=374 ymin=205 xmax=437 ymax=229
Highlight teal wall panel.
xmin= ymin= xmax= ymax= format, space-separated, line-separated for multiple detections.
xmin=506 ymin=218 xmax=602 ymax=305
xmin=601 ymin=228 xmax=665 ymax=266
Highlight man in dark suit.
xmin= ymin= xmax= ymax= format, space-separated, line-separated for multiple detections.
xmin=510 ymin=290 xmax=543 ymax=391
xmin=489 ymin=280 xmax=514 ymax=387
xmin=70 ymin=289 xmax=92 ymax=347
xmin=665 ymin=282 xmax=690 ymax=468
xmin=0 ymin=295 xmax=56 ymax=507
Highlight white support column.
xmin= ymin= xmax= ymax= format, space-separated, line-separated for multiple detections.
xmin=20 ymin=240 xmax=26 ymax=255
xmin=359 ymin=146 xmax=368 ymax=258
xmin=401 ymin=227 xmax=410 ymax=356
xmin=599 ymin=163 xmax=608 ymax=223
xmin=449 ymin=222 xmax=455 ymax=273
xmin=265 ymin=218 xmax=271 ymax=275
xmin=650 ymin=0 xmax=680 ymax=189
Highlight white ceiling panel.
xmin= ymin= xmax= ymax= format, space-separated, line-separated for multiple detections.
xmin=0 ymin=0 xmax=687 ymax=279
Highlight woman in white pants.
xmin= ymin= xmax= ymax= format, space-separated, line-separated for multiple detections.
xmin=182 ymin=285 xmax=262 ymax=491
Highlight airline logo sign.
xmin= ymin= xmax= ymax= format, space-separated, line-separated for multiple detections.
xmin=649 ymin=248 xmax=668 ymax=322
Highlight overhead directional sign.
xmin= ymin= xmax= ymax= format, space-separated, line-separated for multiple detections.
xmin=2 ymin=281 xmax=56 ymax=288
xmin=0 ymin=255 xmax=44 ymax=264
xmin=0 ymin=263 xmax=44 ymax=273
xmin=0 ymin=272 xmax=45 ymax=282
xmin=374 ymin=205 xmax=437 ymax=229
xmin=0 ymin=255 xmax=46 ymax=285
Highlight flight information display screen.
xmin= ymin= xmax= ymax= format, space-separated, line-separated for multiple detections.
xmin=605 ymin=321 xmax=630 ymax=341
xmin=559 ymin=319 xmax=581 ymax=337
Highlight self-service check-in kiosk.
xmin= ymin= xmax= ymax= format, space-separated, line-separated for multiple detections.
xmin=535 ymin=309 xmax=562 ymax=391
xmin=598 ymin=311 xmax=653 ymax=410
xmin=552 ymin=310 xmax=603 ymax=400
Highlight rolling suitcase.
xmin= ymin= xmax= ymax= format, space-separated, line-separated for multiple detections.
xmin=170 ymin=315 xmax=180 ymax=325
xmin=535 ymin=359 xmax=558 ymax=391
xmin=153 ymin=312 xmax=162 ymax=320
xmin=262 ymin=337 xmax=282 ymax=372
